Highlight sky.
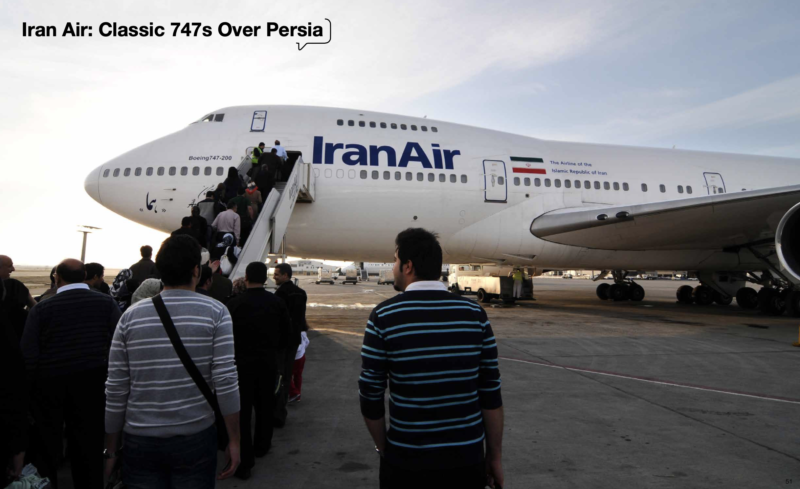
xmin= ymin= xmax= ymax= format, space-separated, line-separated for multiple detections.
xmin=1 ymin=0 xmax=799 ymax=267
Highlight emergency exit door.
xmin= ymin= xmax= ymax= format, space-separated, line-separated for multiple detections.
xmin=703 ymin=172 xmax=726 ymax=195
xmin=483 ymin=160 xmax=507 ymax=203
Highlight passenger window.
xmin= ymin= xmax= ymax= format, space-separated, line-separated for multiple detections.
xmin=555 ymin=179 xmax=561 ymax=188
xmin=406 ymin=172 xmax=412 ymax=181
xmin=337 ymin=119 xmax=343 ymax=126
xmin=461 ymin=175 xmax=468 ymax=183
xmin=325 ymin=169 xmax=332 ymax=178
xmin=497 ymin=176 xmax=504 ymax=185
xmin=678 ymin=185 xmax=684 ymax=194
xmin=348 ymin=120 xmax=354 ymax=127
xmin=584 ymin=180 xmax=591 ymax=189
xmin=372 ymin=171 xmax=379 ymax=179
xmin=545 ymin=179 xmax=551 ymax=187
xmin=450 ymin=174 xmax=457 ymax=183
xmin=384 ymin=171 xmax=390 ymax=180
xmin=401 ymin=124 xmax=407 ymax=130
xmin=169 ymin=167 xmax=176 ymax=176
xmin=214 ymin=114 xmax=224 ymax=122
xmin=157 ymin=167 xmax=164 ymax=176
xmin=370 ymin=122 xmax=376 ymax=128
xmin=181 ymin=167 xmax=188 ymax=176
xmin=135 ymin=168 xmax=142 ymax=176
xmin=421 ymin=126 xmax=428 ymax=132
xmin=439 ymin=174 xmax=446 ymax=182
xmin=623 ymin=182 xmax=629 ymax=191
xmin=575 ymin=180 xmax=581 ymax=189
xmin=103 ymin=169 xmax=110 ymax=177
xmin=395 ymin=171 xmax=401 ymax=180
xmin=359 ymin=121 xmax=365 ymax=127
xmin=411 ymin=125 xmax=418 ymax=131
xmin=613 ymin=182 xmax=619 ymax=190
xmin=432 ymin=127 xmax=438 ymax=132
xmin=535 ymin=178 xmax=541 ymax=187
xmin=687 ymin=186 xmax=693 ymax=194
xmin=192 ymin=167 xmax=200 ymax=176
xmin=337 ymin=169 xmax=344 ymax=179
xmin=113 ymin=168 xmax=120 ymax=177
xmin=514 ymin=177 xmax=520 ymax=186
xmin=660 ymin=184 xmax=666 ymax=193
xmin=204 ymin=167 xmax=211 ymax=176
xmin=428 ymin=173 xmax=434 ymax=182
xmin=565 ymin=180 xmax=571 ymax=188
xmin=380 ymin=122 xmax=387 ymax=129
xmin=416 ymin=173 xmax=422 ymax=181
xmin=360 ymin=170 xmax=368 ymax=179
xmin=603 ymin=182 xmax=610 ymax=190
xmin=641 ymin=183 xmax=648 ymax=192
xmin=391 ymin=123 xmax=397 ymax=129
xmin=524 ymin=177 xmax=531 ymax=186
xmin=124 ymin=168 xmax=131 ymax=177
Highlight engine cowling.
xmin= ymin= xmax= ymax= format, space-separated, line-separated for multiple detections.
xmin=776 ymin=202 xmax=800 ymax=283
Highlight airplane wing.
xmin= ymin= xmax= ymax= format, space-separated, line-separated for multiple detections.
xmin=530 ymin=185 xmax=800 ymax=251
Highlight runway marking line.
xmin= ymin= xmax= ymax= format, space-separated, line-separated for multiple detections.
xmin=311 ymin=328 xmax=363 ymax=337
xmin=499 ymin=356 xmax=800 ymax=405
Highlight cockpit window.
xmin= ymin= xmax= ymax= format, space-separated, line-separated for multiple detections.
xmin=201 ymin=114 xmax=214 ymax=123
xmin=214 ymin=114 xmax=224 ymax=122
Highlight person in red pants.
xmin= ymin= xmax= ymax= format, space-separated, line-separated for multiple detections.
xmin=289 ymin=331 xmax=309 ymax=403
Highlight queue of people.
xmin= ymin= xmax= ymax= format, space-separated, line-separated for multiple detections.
xmin=1 ymin=234 xmax=311 ymax=487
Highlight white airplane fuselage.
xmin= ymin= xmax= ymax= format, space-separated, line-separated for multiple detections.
xmin=84 ymin=105 xmax=800 ymax=272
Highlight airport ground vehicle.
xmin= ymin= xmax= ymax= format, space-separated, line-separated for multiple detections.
xmin=342 ymin=268 xmax=358 ymax=285
xmin=377 ymin=270 xmax=394 ymax=285
xmin=448 ymin=265 xmax=534 ymax=304
xmin=315 ymin=269 xmax=335 ymax=285
xmin=563 ymin=274 xmax=573 ymax=279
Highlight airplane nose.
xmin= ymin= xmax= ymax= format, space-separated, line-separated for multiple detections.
xmin=84 ymin=166 xmax=102 ymax=204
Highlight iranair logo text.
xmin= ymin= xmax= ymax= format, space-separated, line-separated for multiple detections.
xmin=312 ymin=136 xmax=460 ymax=169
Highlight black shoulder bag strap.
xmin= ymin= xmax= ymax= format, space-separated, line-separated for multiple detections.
xmin=152 ymin=294 xmax=229 ymax=449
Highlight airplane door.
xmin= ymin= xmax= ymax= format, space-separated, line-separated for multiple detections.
xmin=483 ymin=160 xmax=507 ymax=203
xmin=703 ymin=172 xmax=726 ymax=195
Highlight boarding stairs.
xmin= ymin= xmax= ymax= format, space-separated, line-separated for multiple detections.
xmin=228 ymin=156 xmax=315 ymax=281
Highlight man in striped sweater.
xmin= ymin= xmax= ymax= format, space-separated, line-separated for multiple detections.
xmin=104 ymin=235 xmax=241 ymax=488
xmin=359 ymin=228 xmax=504 ymax=489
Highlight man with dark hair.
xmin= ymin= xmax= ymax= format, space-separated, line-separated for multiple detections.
xmin=84 ymin=262 xmax=106 ymax=292
xmin=130 ymin=245 xmax=160 ymax=283
xmin=251 ymin=142 xmax=265 ymax=166
xmin=38 ymin=266 xmax=58 ymax=302
xmin=257 ymin=148 xmax=281 ymax=191
xmin=226 ymin=262 xmax=291 ymax=479
xmin=21 ymin=258 xmax=121 ymax=488
xmin=0 ymin=255 xmax=36 ymax=340
xmin=197 ymin=191 xmax=217 ymax=225
xmin=104 ymin=235 xmax=241 ymax=486
xmin=195 ymin=264 xmax=214 ymax=296
xmin=359 ymin=228 xmax=505 ymax=489
xmin=228 ymin=188 xmax=254 ymax=245
xmin=171 ymin=216 xmax=198 ymax=241
xmin=273 ymin=263 xmax=307 ymax=424
xmin=212 ymin=202 xmax=241 ymax=245
xmin=209 ymin=267 xmax=233 ymax=303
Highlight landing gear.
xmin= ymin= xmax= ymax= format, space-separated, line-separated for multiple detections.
xmin=757 ymin=288 xmax=787 ymax=316
xmin=787 ymin=291 xmax=800 ymax=317
xmin=735 ymin=287 xmax=759 ymax=309
xmin=712 ymin=290 xmax=733 ymax=306
xmin=595 ymin=271 xmax=645 ymax=302
xmin=692 ymin=285 xmax=715 ymax=306
xmin=676 ymin=285 xmax=694 ymax=304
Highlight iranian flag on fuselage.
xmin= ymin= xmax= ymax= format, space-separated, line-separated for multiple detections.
xmin=510 ymin=156 xmax=546 ymax=174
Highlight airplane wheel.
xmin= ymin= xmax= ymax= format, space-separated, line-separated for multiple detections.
xmin=758 ymin=288 xmax=786 ymax=316
xmin=629 ymin=284 xmax=645 ymax=302
xmin=676 ymin=285 xmax=694 ymax=304
xmin=787 ymin=291 xmax=800 ymax=317
xmin=477 ymin=289 xmax=492 ymax=304
xmin=693 ymin=285 xmax=714 ymax=306
xmin=736 ymin=287 xmax=758 ymax=309
xmin=596 ymin=283 xmax=611 ymax=300
xmin=609 ymin=283 xmax=629 ymax=301
xmin=712 ymin=290 xmax=733 ymax=306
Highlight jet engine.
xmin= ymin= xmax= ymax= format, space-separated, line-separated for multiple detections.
xmin=776 ymin=202 xmax=800 ymax=283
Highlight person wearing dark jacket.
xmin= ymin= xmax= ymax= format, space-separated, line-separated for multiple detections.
xmin=190 ymin=206 xmax=209 ymax=248
xmin=256 ymin=149 xmax=281 ymax=197
xmin=0 ymin=279 xmax=28 ymax=487
xmin=223 ymin=167 xmax=244 ymax=202
xmin=129 ymin=246 xmax=160 ymax=283
xmin=21 ymin=259 xmax=122 ymax=489
xmin=273 ymin=263 xmax=307 ymax=426
xmin=226 ymin=262 xmax=292 ymax=480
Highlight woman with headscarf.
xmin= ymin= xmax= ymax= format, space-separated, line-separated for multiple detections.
xmin=223 ymin=167 xmax=243 ymax=202
xmin=110 ymin=269 xmax=134 ymax=311
xmin=131 ymin=278 xmax=163 ymax=305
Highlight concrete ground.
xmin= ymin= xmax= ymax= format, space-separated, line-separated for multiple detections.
xmin=213 ymin=276 xmax=800 ymax=489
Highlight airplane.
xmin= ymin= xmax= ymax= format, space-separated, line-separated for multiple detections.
xmin=280 ymin=259 xmax=339 ymax=275
xmin=83 ymin=105 xmax=800 ymax=316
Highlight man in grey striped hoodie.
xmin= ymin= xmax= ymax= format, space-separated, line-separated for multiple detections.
xmin=104 ymin=235 xmax=241 ymax=488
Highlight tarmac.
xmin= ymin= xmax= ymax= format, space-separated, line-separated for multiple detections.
xmin=26 ymin=273 xmax=798 ymax=488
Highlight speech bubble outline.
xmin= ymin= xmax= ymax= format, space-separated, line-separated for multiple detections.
xmin=297 ymin=18 xmax=331 ymax=51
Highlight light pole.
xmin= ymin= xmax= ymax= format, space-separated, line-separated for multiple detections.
xmin=77 ymin=225 xmax=101 ymax=262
